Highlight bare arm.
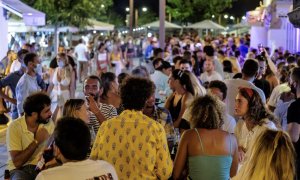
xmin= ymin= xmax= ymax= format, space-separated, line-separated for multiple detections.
xmin=0 ymin=91 xmax=16 ymax=104
xmin=230 ymin=134 xmax=239 ymax=177
xmin=69 ymin=69 xmax=76 ymax=98
xmin=173 ymin=94 xmax=191 ymax=128
xmin=173 ymin=131 xmax=188 ymax=180
xmin=288 ymin=123 xmax=300 ymax=142
xmin=10 ymin=141 xmax=39 ymax=169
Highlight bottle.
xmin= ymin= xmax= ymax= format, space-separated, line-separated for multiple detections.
xmin=35 ymin=139 xmax=54 ymax=172
xmin=4 ymin=169 xmax=10 ymax=180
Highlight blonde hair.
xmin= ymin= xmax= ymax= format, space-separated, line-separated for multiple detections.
xmin=235 ymin=129 xmax=295 ymax=180
xmin=186 ymin=71 xmax=206 ymax=97
xmin=63 ymin=99 xmax=85 ymax=118
xmin=56 ymin=52 xmax=72 ymax=79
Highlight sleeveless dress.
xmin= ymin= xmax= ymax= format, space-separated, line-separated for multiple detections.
xmin=50 ymin=67 xmax=71 ymax=113
xmin=97 ymin=51 xmax=108 ymax=71
xmin=188 ymin=128 xmax=233 ymax=180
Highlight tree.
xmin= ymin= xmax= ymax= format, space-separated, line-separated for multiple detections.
xmin=167 ymin=0 xmax=234 ymax=24
xmin=22 ymin=0 xmax=113 ymax=52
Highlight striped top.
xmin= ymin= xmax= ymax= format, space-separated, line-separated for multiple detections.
xmin=88 ymin=103 xmax=118 ymax=135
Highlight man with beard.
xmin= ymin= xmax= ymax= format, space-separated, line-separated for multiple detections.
xmin=6 ymin=92 xmax=54 ymax=180
xmin=83 ymin=75 xmax=117 ymax=135
xmin=287 ymin=67 xmax=300 ymax=178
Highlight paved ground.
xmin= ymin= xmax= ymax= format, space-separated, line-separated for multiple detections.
xmin=0 ymin=56 xmax=146 ymax=176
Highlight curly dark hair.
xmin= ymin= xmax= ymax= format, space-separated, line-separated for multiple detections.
xmin=238 ymin=88 xmax=276 ymax=126
xmin=190 ymin=95 xmax=224 ymax=129
xmin=120 ymin=77 xmax=155 ymax=110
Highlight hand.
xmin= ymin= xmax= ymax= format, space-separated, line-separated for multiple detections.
xmin=35 ymin=127 xmax=50 ymax=145
xmin=9 ymin=98 xmax=17 ymax=105
xmin=87 ymin=96 xmax=100 ymax=115
xmin=238 ymin=146 xmax=246 ymax=162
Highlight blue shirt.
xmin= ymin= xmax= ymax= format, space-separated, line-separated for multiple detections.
xmin=16 ymin=73 xmax=41 ymax=115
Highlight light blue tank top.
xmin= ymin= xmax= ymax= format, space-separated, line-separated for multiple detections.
xmin=188 ymin=128 xmax=232 ymax=180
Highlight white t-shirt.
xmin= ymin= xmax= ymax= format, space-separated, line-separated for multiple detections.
xmin=200 ymin=71 xmax=223 ymax=83
xmin=234 ymin=118 xmax=276 ymax=151
xmin=267 ymin=83 xmax=290 ymax=108
xmin=222 ymin=114 xmax=236 ymax=134
xmin=74 ymin=43 xmax=88 ymax=61
xmin=10 ymin=60 xmax=21 ymax=73
xmin=36 ymin=159 xmax=118 ymax=180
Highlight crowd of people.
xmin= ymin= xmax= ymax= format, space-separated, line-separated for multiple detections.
xmin=1 ymin=32 xmax=300 ymax=179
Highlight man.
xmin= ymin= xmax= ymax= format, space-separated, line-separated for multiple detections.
xmin=200 ymin=60 xmax=223 ymax=84
xmin=16 ymin=53 xmax=42 ymax=116
xmin=142 ymin=91 xmax=176 ymax=150
xmin=9 ymin=49 xmax=28 ymax=73
xmin=6 ymin=92 xmax=54 ymax=180
xmin=151 ymin=59 xmax=172 ymax=103
xmin=91 ymin=77 xmax=172 ymax=179
xmin=225 ymin=59 xmax=266 ymax=118
xmin=173 ymin=56 xmax=183 ymax=70
xmin=253 ymin=55 xmax=271 ymax=99
xmin=83 ymin=75 xmax=117 ymax=135
xmin=208 ymin=80 xmax=236 ymax=133
xmin=287 ymin=67 xmax=300 ymax=179
xmin=74 ymin=39 xmax=88 ymax=82
xmin=36 ymin=117 xmax=117 ymax=180
xmin=203 ymin=45 xmax=224 ymax=78
xmin=0 ymin=49 xmax=29 ymax=119
xmin=179 ymin=59 xmax=193 ymax=72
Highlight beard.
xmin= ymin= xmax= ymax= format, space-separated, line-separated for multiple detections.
xmin=88 ymin=93 xmax=99 ymax=101
xmin=36 ymin=114 xmax=51 ymax=124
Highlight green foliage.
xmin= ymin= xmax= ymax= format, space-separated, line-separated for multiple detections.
xmin=137 ymin=10 xmax=158 ymax=26
xmin=21 ymin=0 xmax=113 ymax=27
xmin=167 ymin=0 xmax=234 ymax=24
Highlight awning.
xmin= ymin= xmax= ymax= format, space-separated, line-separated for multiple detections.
xmin=0 ymin=0 xmax=45 ymax=26
xmin=86 ymin=19 xmax=114 ymax=31
xmin=186 ymin=20 xmax=225 ymax=30
xmin=142 ymin=20 xmax=182 ymax=29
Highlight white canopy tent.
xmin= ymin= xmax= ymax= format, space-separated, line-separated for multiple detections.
xmin=8 ymin=19 xmax=37 ymax=32
xmin=186 ymin=20 xmax=225 ymax=30
xmin=142 ymin=20 xmax=182 ymax=29
xmin=37 ymin=26 xmax=79 ymax=33
xmin=232 ymin=22 xmax=250 ymax=29
xmin=86 ymin=19 xmax=114 ymax=31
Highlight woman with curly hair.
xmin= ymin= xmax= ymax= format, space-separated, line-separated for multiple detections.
xmin=234 ymin=87 xmax=277 ymax=163
xmin=173 ymin=95 xmax=238 ymax=180
xmin=233 ymin=129 xmax=296 ymax=180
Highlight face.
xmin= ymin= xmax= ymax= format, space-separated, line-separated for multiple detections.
xmin=28 ymin=56 xmax=40 ymax=71
xmin=145 ymin=93 xmax=155 ymax=108
xmin=109 ymin=78 xmax=119 ymax=95
xmin=258 ymin=61 xmax=266 ymax=76
xmin=180 ymin=63 xmax=192 ymax=72
xmin=36 ymin=105 xmax=52 ymax=124
xmin=234 ymin=93 xmax=249 ymax=117
xmin=208 ymin=88 xmax=224 ymax=101
xmin=204 ymin=60 xmax=214 ymax=72
xmin=162 ymin=67 xmax=172 ymax=76
xmin=76 ymin=104 xmax=90 ymax=123
xmin=84 ymin=78 xmax=101 ymax=100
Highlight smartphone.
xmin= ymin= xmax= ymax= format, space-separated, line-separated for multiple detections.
xmin=258 ymin=43 xmax=264 ymax=53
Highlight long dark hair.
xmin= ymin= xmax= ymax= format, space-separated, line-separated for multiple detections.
xmin=100 ymin=72 xmax=117 ymax=100
xmin=172 ymin=69 xmax=195 ymax=96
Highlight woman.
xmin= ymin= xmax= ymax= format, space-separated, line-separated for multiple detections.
xmin=96 ymin=43 xmax=110 ymax=75
xmin=173 ymin=95 xmax=239 ymax=180
xmin=234 ymin=87 xmax=277 ymax=162
xmin=48 ymin=53 xmax=75 ymax=120
xmin=165 ymin=70 xmax=194 ymax=128
xmin=110 ymin=43 xmax=123 ymax=76
xmin=63 ymin=99 xmax=89 ymax=124
xmin=100 ymin=72 xmax=122 ymax=112
xmin=124 ymin=37 xmax=135 ymax=69
xmin=223 ymin=60 xmax=234 ymax=80
xmin=233 ymin=129 xmax=295 ymax=180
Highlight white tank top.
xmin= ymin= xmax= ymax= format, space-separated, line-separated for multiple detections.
xmin=98 ymin=52 xmax=107 ymax=62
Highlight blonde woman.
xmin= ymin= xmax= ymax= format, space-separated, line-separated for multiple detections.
xmin=233 ymin=129 xmax=296 ymax=180
xmin=63 ymin=99 xmax=89 ymax=124
xmin=48 ymin=53 xmax=75 ymax=120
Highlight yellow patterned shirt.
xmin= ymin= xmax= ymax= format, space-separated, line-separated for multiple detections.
xmin=90 ymin=110 xmax=172 ymax=180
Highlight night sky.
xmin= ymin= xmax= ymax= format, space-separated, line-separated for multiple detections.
xmin=112 ymin=0 xmax=261 ymax=20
